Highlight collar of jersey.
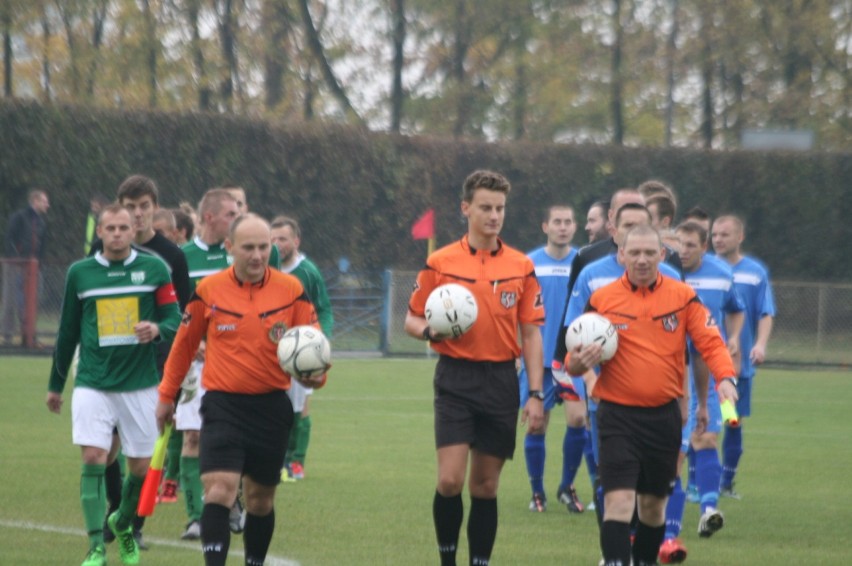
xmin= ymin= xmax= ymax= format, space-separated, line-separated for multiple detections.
xmin=621 ymin=271 xmax=663 ymax=293
xmin=229 ymin=265 xmax=270 ymax=288
xmin=194 ymin=236 xmax=225 ymax=252
xmin=462 ymin=234 xmax=503 ymax=257
xmin=94 ymin=248 xmax=138 ymax=267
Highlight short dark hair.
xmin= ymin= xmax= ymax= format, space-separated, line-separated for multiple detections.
xmin=675 ymin=220 xmax=708 ymax=245
xmin=637 ymin=179 xmax=677 ymax=207
xmin=615 ymin=202 xmax=650 ymax=227
xmin=271 ymin=215 xmax=302 ymax=239
xmin=462 ymin=170 xmax=511 ymax=203
xmin=683 ymin=206 xmax=711 ymax=223
xmin=116 ymin=175 xmax=159 ymax=205
xmin=646 ymin=194 xmax=676 ymax=223
xmin=172 ymin=208 xmax=194 ymax=238
xmin=543 ymin=205 xmax=574 ymax=223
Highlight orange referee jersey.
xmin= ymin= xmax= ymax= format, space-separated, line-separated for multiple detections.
xmin=408 ymin=235 xmax=544 ymax=361
xmin=590 ymin=272 xmax=735 ymax=407
xmin=159 ymin=266 xmax=318 ymax=403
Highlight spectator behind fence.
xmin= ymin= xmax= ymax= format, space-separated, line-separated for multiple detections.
xmin=2 ymin=188 xmax=50 ymax=347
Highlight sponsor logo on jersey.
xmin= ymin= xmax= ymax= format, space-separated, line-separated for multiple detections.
xmin=217 ymin=324 xmax=236 ymax=332
xmin=500 ymin=291 xmax=517 ymax=309
xmin=662 ymin=314 xmax=679 ymax=332
xmin=131 ymin=271 xmax=145 ymax=284
xmin=268 ymin=321 xmax=287 ymax=343
xmin=181 ymin=312 xmax=192 ymax=325
xmin=108 ymin=271 xmax=126 ymax=277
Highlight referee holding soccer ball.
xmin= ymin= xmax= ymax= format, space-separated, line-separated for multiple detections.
xmin=157 ymin=214 xmax=326 ymax=566
xmin=566 ymin=225 xmax=738 ymax=566
xmin=405 ymin=170 xmax=545 ymax=566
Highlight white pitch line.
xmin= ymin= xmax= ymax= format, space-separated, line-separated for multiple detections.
xmin=0 ymin=518 xmax=300 ymax=566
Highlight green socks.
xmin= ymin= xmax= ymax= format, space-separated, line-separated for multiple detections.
xmin=80 ymin=463 xmax=106 ymax=548
xmin=181 ymin=455 xmax=204 ymax=521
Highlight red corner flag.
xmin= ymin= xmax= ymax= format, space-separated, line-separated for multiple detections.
xmin=411 ymin=209 xmax=435 ymax=240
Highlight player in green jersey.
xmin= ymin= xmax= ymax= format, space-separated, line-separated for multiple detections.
xmin=46 ymin=204 xmax=181 ymax=566
xmin=271 ymin=216 xmax=334 ymax=480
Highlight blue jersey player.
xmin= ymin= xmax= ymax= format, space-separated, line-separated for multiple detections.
xmin=518 ymin=205 xmax=585 ymax=513
xmin=712 ymin=215 xmax=775 ymax=499
xmin=659 ymin=222 xmax=745 ymax=563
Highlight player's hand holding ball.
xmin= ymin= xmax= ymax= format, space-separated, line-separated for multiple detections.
xmin=424 ymin=283 xmax=478 ymax=340
xmin=564 ymin=313 xmax=618 ymax=374
xmin=277 ymin=326 xmax=332 ymax=389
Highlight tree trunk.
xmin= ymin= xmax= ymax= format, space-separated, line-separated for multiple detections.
xmin=216 ymin=0 xmax=237 ymax=112
xmin=297 ymin=0 xmax=363 ymax=124
xmin=186 ymin=0 xmax=210 ymax=111
xmin=610 ymin=0 xmax=624 ymax=145
xmin=664 ymin=0 xmax=678 ymax=147
xmin=389 ymin=0 xmax=406 ymax=133
xmin=699 ymin=2 xmax=713 ymax=149
xmin=141 ymin=0 xmax=157 ymax=108
xmin=58 ymin=2 xmax=81 ymax=98
xmin=41 ymin=6 xmax=51 ymax=102
xmin=2 ymin=5 xmax=12 ymax=98
xmin=85 ymin=0 xmax=109 ymax=100
xmin=451 ymin=0 xmax=471 ymax=138
xmin=263 ymin=0 xmax=292 ymax=111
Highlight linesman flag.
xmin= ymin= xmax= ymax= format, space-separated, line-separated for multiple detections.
xmin=411 ymin=208 xmax=436 ymax=256
xmin=137 ymin=423 xmax=173 ymax=517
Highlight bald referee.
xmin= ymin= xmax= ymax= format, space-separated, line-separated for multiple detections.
xmin=157 ymin=214 xmax=327 ymax=566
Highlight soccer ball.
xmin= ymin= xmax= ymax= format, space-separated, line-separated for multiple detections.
xmin=425 ymin=283 xmax=478 ymax=338
xmin=277 ymin=326 xmax=332 ymax=379
xmin=565 ymin=313 xmax=618 ymax=362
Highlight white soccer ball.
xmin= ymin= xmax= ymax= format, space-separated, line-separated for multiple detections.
xmin=277 ymin=326 xmax=332 ymax=379
xmin=425 ymin=283 xmax=478 ymax=338
xmin=565 ymin=313 xmax=618 ymax=362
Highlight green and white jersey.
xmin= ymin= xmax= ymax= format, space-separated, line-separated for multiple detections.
xmin=281 ymin=253 xmax=334 ymax=337
xmin=183 ymin=237 xmax=232 ymax=292
xmin=182 ymin=236 xmax=282 ymax=293
xmin=48 ymin=250 xmax=182 ymax=394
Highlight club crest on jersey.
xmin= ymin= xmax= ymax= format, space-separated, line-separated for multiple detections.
xmin=268 ymin=321 xmax=287 ymax=343
xmin=131 ymin=271 xmax=145 ymax=284
xmin=500 ymin=291 xmax=517 ymax=309
xmin=662 ymin=314 xmax=679 ymax=333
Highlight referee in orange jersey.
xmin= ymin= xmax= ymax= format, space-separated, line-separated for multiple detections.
xmin=567 ymin=225 xmax=738 ymax=566
xmin=157 ymin=214 xmax=326 ymax=566
xmin=405 ymin=170 xmax=546 ymax=566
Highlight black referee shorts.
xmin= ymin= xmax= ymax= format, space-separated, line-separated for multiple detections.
xmin=597 ymin=399 xmax=681 ymax=498
xmin=434 ymin=355 xmax=519 ymax=460
xmin=199 ymin=389 xmax=294 ymax=486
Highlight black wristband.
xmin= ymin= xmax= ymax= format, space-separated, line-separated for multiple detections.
xmin=422 ymin=326 xmax=433 ymax=341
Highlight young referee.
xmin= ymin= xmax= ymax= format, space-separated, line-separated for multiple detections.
xmin=405 ymin=170 xmax=546 ymax=566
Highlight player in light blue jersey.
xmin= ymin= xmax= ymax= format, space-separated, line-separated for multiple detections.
xmin=712 ymin=215 xmax=775 ymax=499
xmin=518 ymin=205 xmax=585 ymax=513
xmin=659 ymin=222 xmax=745 ymax=562
xmin=563 ymin=205 xmax=681 ymax=533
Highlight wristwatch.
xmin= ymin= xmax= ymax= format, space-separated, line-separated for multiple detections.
xmin=528 ymin=390 xmax=545 ymax=401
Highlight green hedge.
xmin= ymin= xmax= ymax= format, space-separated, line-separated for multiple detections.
xmin=1 ymin=101 xmax=850 ymax=280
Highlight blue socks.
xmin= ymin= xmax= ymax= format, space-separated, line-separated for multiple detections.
xmin=524 ymin=433 xmax=546 ymax=494
xmin=695 ymin=448 xmax=722 ymax=513
xmin=664 ymin=477 xmax=685 ymax=540
xmin=560 ymin=426 xmax=587 ymax=490
xmin=721 ymin=424 xmax=743 ymax=488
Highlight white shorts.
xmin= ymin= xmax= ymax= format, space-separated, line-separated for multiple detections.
xmin=72 ymin=386 xmax=158 ymax=458
xmin=176 ymin=361 xmax=205 ymax=432
xmin=286 ymin=380 xmax=313 ymax=413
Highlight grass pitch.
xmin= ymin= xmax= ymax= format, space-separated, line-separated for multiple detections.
xmin=1 ymin=356 xmax=850 ymax=565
